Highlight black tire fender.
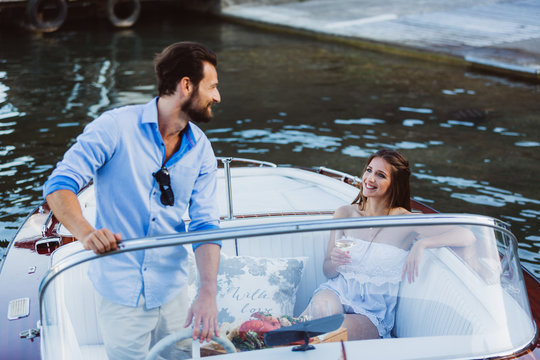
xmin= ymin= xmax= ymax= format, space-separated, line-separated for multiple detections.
xmin=26 ymin=0 xmax=67 ymax=32
xmin=107 ymin=0 xmax=140 ymax=28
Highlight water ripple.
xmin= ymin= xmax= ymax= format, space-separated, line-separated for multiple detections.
xmin=403 ymin=119 xmax=424 ymax=127
xmin=515 ymin=141 xmax=540 ymax=147
xmin=415 ymin=173 xmax=540 ymax=208
xmin=0 ymin=82 xmax=8 ymax=103
xmin=341 ymin=146 xmax=374 ymax=158
xmin=335 ymin=118 xmax=385 ymax=125
xmin=521 ymin=209 xmax=540 ymax=219
xmin=399 ymin=106 xmax=433 ymax=114
xmin=0 ymin=145 xmax=15 ymax=156
xmin=0 ymin=103 xmax=24 ymax=121
xmin=87 ymin=60 xmax=112 ymax=118
xmin=0 ymin=156 xmax=34 ymax=173
xmin=211 ymin=128 xmax=342 ymax=150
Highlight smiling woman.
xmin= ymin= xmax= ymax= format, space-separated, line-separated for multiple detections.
xmin=301 ymin=149 xmax=440 ymax=340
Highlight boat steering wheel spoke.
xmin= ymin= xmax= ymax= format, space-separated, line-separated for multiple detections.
xmin=144 ymin=328 xmax=236 ymax=360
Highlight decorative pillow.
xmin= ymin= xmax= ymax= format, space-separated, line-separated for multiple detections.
xmin=185 ymin=251 xmax=307 ymax=327
xmin=216 ymin=254 xmax=307 ymax=327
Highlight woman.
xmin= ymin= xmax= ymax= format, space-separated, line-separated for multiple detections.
xmin=303 ymin=149 xmax=475 ymax=340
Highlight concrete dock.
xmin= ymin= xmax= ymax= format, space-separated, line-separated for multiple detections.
xmin=220 ymin=0 xmax=540 ymax=80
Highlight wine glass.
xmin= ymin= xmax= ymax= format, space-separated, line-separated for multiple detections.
xmin=334 ymin=237 xmax=355 ymax=273
xmin=334 ymin=237 xmax=356 ymax=250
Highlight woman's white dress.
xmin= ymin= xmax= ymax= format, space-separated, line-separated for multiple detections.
xmin=316 ymin=236 xmax=408 ymax=338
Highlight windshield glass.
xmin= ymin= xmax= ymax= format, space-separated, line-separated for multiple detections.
xmin=40 ymin=216 xmax=535 ymax=359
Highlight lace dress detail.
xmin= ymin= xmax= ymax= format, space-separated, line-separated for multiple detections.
xmin=340 ymin=236 xmax=408 ymax=286
xmin=315 ymin=236 xmax=409 ymax=338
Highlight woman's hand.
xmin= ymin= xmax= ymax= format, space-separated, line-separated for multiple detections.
xmin=329 ymin=247 xmax=352 ymax=268
xmin=323 ymin=245 xmax=352 ymax=278
xmin=402 ymin=239 xmax=425 ymax=283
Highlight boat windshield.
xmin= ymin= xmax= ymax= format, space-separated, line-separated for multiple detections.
xmin=40 ymin=215 xmax=536 ymax=359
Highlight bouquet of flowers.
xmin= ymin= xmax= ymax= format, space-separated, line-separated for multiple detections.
xmin=225 ymin=312 xmax=308 ymax=351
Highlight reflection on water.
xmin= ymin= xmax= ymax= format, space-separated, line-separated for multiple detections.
xmin=0 ymin=6 xmax=539 ymax=276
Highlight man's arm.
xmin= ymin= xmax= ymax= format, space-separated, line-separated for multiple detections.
xmin=47 ymin=189 xmax=121 ymax=254
xmin=184 ymin=243 xmax=221 ymax=342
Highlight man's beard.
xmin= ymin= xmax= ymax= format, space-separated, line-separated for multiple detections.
xmin=182 ymin=92 xmax=213 ymax=124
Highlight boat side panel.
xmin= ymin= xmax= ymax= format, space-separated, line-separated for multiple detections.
xmin=0 ymin=209 xmax=50 ymax=360
xmin=523 ymin=269 xmax=540 ymax=348
xmin=0 ymin=246 xmax=47 ymax=359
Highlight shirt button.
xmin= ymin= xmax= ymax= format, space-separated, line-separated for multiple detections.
xmin=152 ymin=218 xmax=156 ymax=222
xmin=143 ymin=267 xmax=147 ymax=271
xmin=153 ymin=191 xmax=156 ymax=195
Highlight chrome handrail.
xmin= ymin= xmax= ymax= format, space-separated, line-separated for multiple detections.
xmin=216 ymin=157 xmax=277 ymax=168
xmin=221 ymin=157 xmax=235 ymax=220
xmin=317 ymin=166 xmax=361 ymax=185
xmin=216 ymin=157 xmax=277 ymax=221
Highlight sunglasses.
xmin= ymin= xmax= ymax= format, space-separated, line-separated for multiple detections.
xmin=152 ymin=166 xmax=174 ymax=206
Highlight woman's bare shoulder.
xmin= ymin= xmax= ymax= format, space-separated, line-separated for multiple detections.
xmin=333 ymin=204 xmax=360 ymax=218
xmin=390 ymin=207 xmax=416 ymax=216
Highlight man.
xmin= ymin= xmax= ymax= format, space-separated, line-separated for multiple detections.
xmin=43 ymin=42 xmax=222 ymax=359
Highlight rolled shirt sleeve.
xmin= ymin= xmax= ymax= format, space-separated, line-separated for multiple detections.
xmin=43 ymin=113 xmax=118 ymax=199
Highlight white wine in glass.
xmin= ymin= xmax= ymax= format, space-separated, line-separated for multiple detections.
xmin=334 ymin=238 xmax=356 ymax=250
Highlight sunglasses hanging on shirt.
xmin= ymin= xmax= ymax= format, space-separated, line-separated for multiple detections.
xmin=152 ymin=166 xmax=175 ymax=206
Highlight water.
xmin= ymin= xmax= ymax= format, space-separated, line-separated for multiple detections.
xmin=0 ymin=7 xmax=539 ymax=276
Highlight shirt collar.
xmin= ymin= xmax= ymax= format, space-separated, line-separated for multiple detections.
xmin=141 ymin=97 xmax=159 ymax=125
xmin=142 ymin=97 xmax=196 ymax=146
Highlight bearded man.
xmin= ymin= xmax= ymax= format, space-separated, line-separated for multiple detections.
xmin=43 ymin=42 xmax=222 ymax=359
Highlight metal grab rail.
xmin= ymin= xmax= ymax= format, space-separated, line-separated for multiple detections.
xmin=221 ymin=158 xmax=235 ymax=220
xmin=217 ymin=157 xmax=277 ymax=221
xmin=216 ymin=157 xmax=277 ymax=168
xmin=317 ymin=166 xmax=361 ymax=186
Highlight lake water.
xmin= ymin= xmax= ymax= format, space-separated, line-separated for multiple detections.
xmin=0 ymin=6 xmax=539 ymax=276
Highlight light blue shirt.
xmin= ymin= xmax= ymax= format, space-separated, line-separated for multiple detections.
xmin=43 ymin=97 xmax=220 ymax=308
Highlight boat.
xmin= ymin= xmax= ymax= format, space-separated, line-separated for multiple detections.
xmin=1 ymin=157 xmax=539 ymax=359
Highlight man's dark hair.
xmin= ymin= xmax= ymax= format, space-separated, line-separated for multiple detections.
xmin=154 ymin=42 xmax=217 ymax=96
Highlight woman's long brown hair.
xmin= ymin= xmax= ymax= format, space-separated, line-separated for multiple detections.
xmin=352 ymin=149 xmax=411 ymax=211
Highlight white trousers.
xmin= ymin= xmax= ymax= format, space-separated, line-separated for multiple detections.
xmin=96 ymin=288 xmax=191 ymax=360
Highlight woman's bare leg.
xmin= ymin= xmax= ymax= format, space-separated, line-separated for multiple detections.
xmin=301 ymin=290 xmax=343 ymax=318
xmin=343 ymin=314 xmax=379 ymax=340
xmin=302 ymin=290 xmax=379 ymax=340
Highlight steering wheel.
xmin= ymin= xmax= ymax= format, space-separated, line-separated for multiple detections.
xmin=145 ymin=328 xmax=236 ymax=360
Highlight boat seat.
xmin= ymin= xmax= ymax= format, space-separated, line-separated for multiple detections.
xmin=394 ymin=247 xmax=495 ymax=337
xmin=393 ymin=245 xmax=532 ymax=350
xmin=47 ymin=242 xmax=107 ymax=360
xmin=230 ymin=232 xmax=529 ymax=346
